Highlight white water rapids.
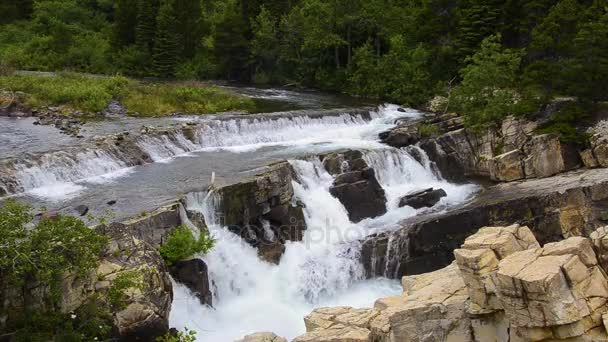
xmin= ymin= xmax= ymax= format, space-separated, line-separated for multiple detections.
xmin=170 ymin=148 xmax=477 ymax=340
xmin=5 ymin=105 xmax=409 ymax=200
xmin=3 ymin=103 xmax=479 ymax=340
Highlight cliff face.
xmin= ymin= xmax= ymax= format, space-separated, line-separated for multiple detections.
xmin=380 ymin=111 xmax=607 ymax=184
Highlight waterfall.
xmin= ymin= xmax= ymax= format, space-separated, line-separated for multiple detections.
xmin=172 ymin=156 xmax=411 ymax=341
xmin=11 ymin=149 xmax=129 ymax=200
xmin=3 ymin=107 xmax=414 ymax=199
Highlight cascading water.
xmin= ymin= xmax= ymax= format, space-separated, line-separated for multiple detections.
xmin=2 ymin=106 xmax=413 ymax=199
xmin=12 ymin=149 xmax=130 ymax=200
xmin=171 ymin=144 xmax=478 ymax=341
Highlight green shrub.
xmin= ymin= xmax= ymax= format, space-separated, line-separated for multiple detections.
xmin=157 ymin=328 xmax=197 ymax=342
xmin=159 ymin=225 xmax=215 ymax=265
xmin=0 ymin=200 xmax=110 ymax=340
xmin=418 ymin=123 xmax=440 ymax=138
xmin=107 ymin=270 xmax=147 ymax=309
xmin=537 ymin=102 xmax=591 ymax=147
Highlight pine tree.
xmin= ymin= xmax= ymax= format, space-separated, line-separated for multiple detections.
xmin=455 ymin=0 xmax=505 ymax=62
xmin=112 ymin=0 xmax=138 ymax=48
xmin=135 ymin=0 xmax=159 ymax=53
xmin=569 ymin=11 xmax=608 ymax=102
xmin=153 ymin=0 xmax=179 ymax=78
xmin=173 ymin=0 xmax=202 ymax=58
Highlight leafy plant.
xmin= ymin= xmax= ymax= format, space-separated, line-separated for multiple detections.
xmin=159 ymin=225 xmax=215 ymax=265
xmin=418 ymin=123 xmax=440 ymax=138
xmin=157 ymin=328 xmax=197 ymax=342
xmin=107 ymin=270 xmax=147 ymax=309
xmin=0 ymin=199 xmax=110 ymax=340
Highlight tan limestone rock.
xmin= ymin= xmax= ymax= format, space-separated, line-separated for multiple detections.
xmin=490 ymin=150 xmax=525 ymax=182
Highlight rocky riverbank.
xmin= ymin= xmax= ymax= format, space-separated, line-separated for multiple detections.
xmin=293 ymin=224 xmax=608 ymax=341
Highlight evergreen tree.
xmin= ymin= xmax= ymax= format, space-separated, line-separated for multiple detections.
xmin=455 ymin=0 xmax=505 ymax=61
xmin=569 ymin=10 xmax=608 ymax=102
xmin=135 ymin=0 xmax=159 ymax=53
xmin=524 ymin=0 xmax=586 ymax=98
xmin=153 ymin=0 xmax=179 ymax=77
xmin=174 ymin=0 xmax=203 ymax=58
xmin=112 ymin=0 xmax=138 ymax=48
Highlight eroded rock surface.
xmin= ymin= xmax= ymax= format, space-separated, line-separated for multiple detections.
xmin=297 ymin=226 xmax=608 ymax=341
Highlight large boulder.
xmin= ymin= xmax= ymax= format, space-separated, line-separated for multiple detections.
xmin=218 ymin=162 xmax=307 ymax=263
xmin=454 ymin=224 xmax=540 ymax=314
xmin=294 ymin=307 xmax=378 ymax=342
xmin=523 ymin=134 xmax=581 ymax=178
xmin=95 ymin=222 xmax=174 ymax=341
xmin=169 ymin=259 xmax=212 ymax=306
xmin=322 ymin=151 xmax=387 ymax=223
xmin=379 ymin=124 xmax=420 ymax=148
xmin=398 ymin=188 xmax=447 ymax=209
xmin=490 ymin=150 xmax=525 ymax=182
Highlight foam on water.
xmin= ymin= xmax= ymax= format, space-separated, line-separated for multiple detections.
xmin=171 ymin=147 xmax=479 ymax=341
xmin=5 ymin=105 xmax=417 ymax=199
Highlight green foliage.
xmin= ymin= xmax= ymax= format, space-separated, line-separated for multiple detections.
xmin=159 ymin=225 xmax=215 ymax=265
xmin=14 ymin=300 xmax=112 ymax=342
xmin=418 ymin=123 xmax=440 ymax=138
xmin=153 ymin=0 xmax=180 ymax=77
xmin=107 ymin=270 xmax=147 ymax=309
xmin=157 ymin=327 xmax=197 ymax=342
xmin=537 ymin=102 xmax=592 ymax=146
xmin=0 ymin=0 xmax=606 ymax=131
xmin=0 ymin=73 xmax=131 ymax=113
xmin=0 ymin=200 xmax=110 ymax=340
xmin=121 ymin=81 xmax=256 ymax=116
xmin=0 ymin=73 xmax=255 ymax=116
xmin=452 ymin=35 xmax=530 ymax=130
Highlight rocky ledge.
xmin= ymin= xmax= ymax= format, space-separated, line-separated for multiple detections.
xmin=296 ymin=224 xmax=608 ymax=341
xmin=362 ymin=167 xmax=608 ymax=278
xmin=0 ymin=202 xmax=213 ymax=341
xmin=380 ymin=109 xmax=608 ymax=183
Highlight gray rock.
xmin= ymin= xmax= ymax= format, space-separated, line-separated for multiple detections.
xmin=398 ymin=188 xmax=447 ymax=209
xmin=169 ymin=259 xmax=212 ymax=306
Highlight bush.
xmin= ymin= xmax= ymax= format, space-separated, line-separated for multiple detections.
xmin=418 ymin=123 xmax=440 ymax=137
xmin=0 ymin=200 xmax=110 ymax=340
xmin=537 ymin=102 xmax=591 ymax=147
xmin=157 ymin=328 xmax=197 ymax=342
xmin=107 ymin=270 xmax=147 ymax=309
xmin=159 ymin=225 xmax=214 ymax=265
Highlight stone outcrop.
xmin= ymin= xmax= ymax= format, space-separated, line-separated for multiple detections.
xmin=380 ymin=111 xmax=588 ymax=183
xmin=490 ymin=150 xmax=525 ymax=182
xmin=0 ymin=203 xmax=211 ymax=341
xmin=218 ymin=162 xmax=306 ymax=264
xmin=322 ymin=150 xmax=387 ymax=222
xmin=96 ymin=222 xmax=174 ymax=341
xmin=398 ymin=188 xmax=446 ymax=209
xmin=169 ymin=259 xmax=212 ymax=306
xmin=362 ymin=168 xmax=608 ymax=278
xmin=235 ymin=332 xmax=288 ymax=342
xmin=297 ymin=226 xmax=608 ymax=341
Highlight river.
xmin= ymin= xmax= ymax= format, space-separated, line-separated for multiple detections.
xmin=0 ymin=87 xmax=479 ymax=341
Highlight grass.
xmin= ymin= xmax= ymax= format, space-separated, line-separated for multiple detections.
xmin=0 ymin=72 xmax=255 ymax=116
